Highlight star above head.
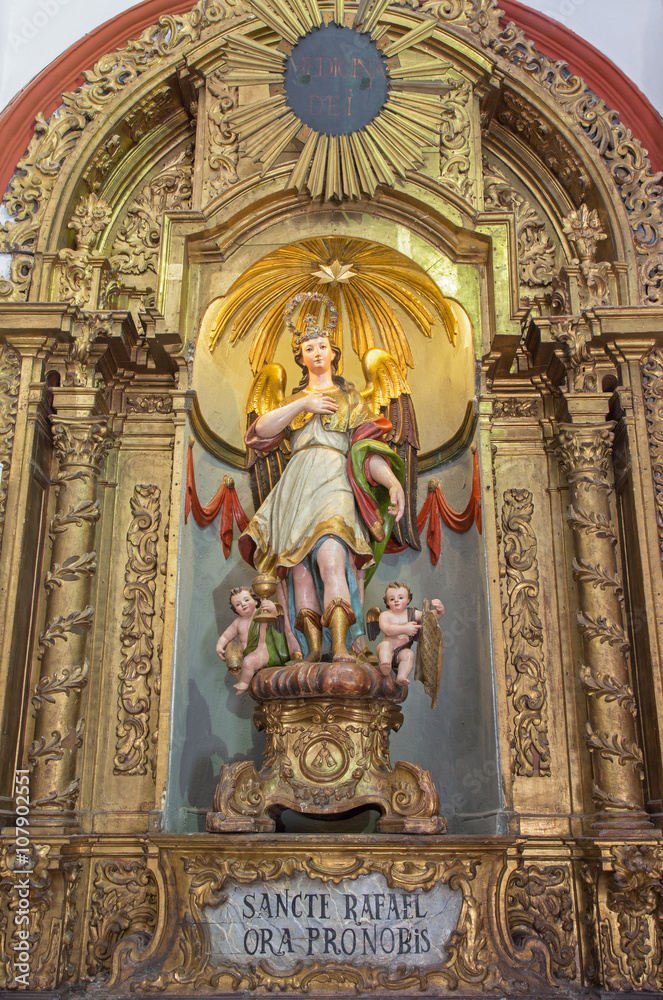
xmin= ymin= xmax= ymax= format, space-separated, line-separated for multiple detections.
xmin=311 ymin=260 xmax=357 ymax=286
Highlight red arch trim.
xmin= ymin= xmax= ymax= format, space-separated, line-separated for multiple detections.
xmin=0 ymin=0 xmax=661 ymax=204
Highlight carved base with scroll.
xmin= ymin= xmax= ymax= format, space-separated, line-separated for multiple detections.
xmin=207 ymin=661 xmax=447 ymax=834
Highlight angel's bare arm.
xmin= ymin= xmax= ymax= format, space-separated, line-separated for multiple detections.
xmin=379 ymin=610 xmax=420 ymax=638
xmin=216 ymin=619 xmax=240 ymax=660
xmin=254 ymin=394 xmax=338 ymax=438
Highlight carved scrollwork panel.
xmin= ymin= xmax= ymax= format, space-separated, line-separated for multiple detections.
xmin=439 ymin=79 xmax=475 ymax=204
xmin=507 ymin=864 xmax=578 ymax=982
xmin=483 ymin=159 xmax=556 ymax=291
xmin=111 ymin=149 xmax=193 ymax=276
xmin=641 ymin=346 xmax=663 ymax=564
xmin=0 ymin=344 xmax=20 ymax=552
xmin=500 ymin=489 xmax=551 ymax=776
xmin=205 ymin=76 xmax=239 ymax=203
xmin=86 ymin=858 xmax=158 ymax=978
xmin=114 ymin=485 xmax=161 ymax=776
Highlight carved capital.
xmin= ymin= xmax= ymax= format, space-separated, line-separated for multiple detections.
xmin=50 ymin=415 xmax=115 ymax=472
xmin=555 ymin=423 xmax=615 ymax=489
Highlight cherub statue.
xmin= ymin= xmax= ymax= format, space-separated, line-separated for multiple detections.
xmin=369 ymin=581 xmax=444 ymax=685
xmin=238 ymin=292 xmax=420 ymax=662
xmin=216 ymin=586 xmax=289 ymax=694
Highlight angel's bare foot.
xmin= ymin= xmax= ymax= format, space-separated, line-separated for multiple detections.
xmin=378 ymin=661 xmax=392 ymax=676
xmin=396 ymin=674 xmax=410 ymax=685
xmin=234 ymin=681 xmax=249 ymax=694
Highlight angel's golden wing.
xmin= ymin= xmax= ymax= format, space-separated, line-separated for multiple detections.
xmin=366 ymin=606 xmax=381 ymax=643
xmin=245 ymin=364 xmax=289 ymax=510
xmin=414 ymin=600 xmax=444 ymax=709
xmin=361 ymin=349 xmax=421 ymax=550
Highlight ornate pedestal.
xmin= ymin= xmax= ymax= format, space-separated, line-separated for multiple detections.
xmin=207 ymin=661 xmax=446 ymax=834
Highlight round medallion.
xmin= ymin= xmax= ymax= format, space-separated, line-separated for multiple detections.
xmin=300 ymin=735 xmax=349 ymax=783
xmin=285 ymin=25 xmax=389 ymax=135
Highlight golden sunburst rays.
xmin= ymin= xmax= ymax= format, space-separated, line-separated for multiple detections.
xmin=209 ymin=237 xmax=458 ymax=374
xmin=220 ymin=0 xmax=449 ymax=201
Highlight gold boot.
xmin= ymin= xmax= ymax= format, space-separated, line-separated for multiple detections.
xmin=295 ymin=608 xmax=323 ymax=662
xmin=321 ymin=598 xmax=356 ymax=661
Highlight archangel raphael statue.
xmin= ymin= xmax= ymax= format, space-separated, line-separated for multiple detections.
xmin=238 ymin=291 xmax=408 ymax=662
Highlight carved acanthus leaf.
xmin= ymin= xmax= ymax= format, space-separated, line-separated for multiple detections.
xmin=576 ymin=610 xmax=630 ymax=653
xmin=27 ymin=719 xmax=85 ymax=768
xmin=44 ymin=552 xmax=97 ymax=592
xmin=0 ymin=344 xmax=20 ymax=551
xmin=493 ymin=398 xmax=539 ymax=418
xmin=579 ymin=665 xmax=637 ymax=716
xmin=125 ymin=395 xmax=173 ymax=414
xmin=584 ymin=724 xmax=644 ymax=770
xmin=51 ymin=417 xmax=115 ymax=469
xmin=641 ymin=347 xmax=663 ymax=564
xmin=37 ymin=607 xmax=94 ymax=660
xmin=0 ymin=253 xmax=33 ymax=303
xmin=111 ymin=148 xmax=193 ymax=275
xmin=32 ymin=662 xmax=89 ymax=714
xmin=69 ymin=192 xmax=112 ymax=250
xmin=205 ymin=75 xmax=239 ymax=202
xmin=439 ymin=78 xmax=474 ymax=204
xmin=115 ymin=486 xmax=161 ymax=776
xmin=566 ymin=506 xmax=617 ymax=545
xmin=572 ymin=558 xmax=623 ymax=601
xmin=551 ymin=320 xmax=597 ymax=393
xmin=507 ymin=864 xmax=577 ymax=981
xmin=86 ymin=858 xmax=159 ymax=977
xmin=501 ymin=489 xmax=550 ymax=777
xmin=30 ymin=778 xmax=81 ymax=812
xmin=482 ymin=159 xmax=556 ymax=288
xmin=50 ymin=499 xmax=101 ymax=540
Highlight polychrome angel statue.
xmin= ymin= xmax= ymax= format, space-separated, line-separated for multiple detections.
xmin=238 ymin=291 xmax=419 ymax=663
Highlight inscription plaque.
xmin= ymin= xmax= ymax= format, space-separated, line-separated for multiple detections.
xmin=285 ymin=25 xmax=389 ymax=135
xmin=206 ymin=871 xmax=462 ymax=972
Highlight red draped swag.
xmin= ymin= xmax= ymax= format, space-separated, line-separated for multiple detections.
xmin=186 ymin=442 xmax=481 ymax=566
xmin=185 ymin=442 xmax=249 ymax=558
xmin=386 ymin=447 xmax=482 ymax=564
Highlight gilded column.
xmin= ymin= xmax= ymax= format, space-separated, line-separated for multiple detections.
xmin=556 ymin=422 xmax=652 ymax=834
xmin=28 ymin=389 xmax=115 ymax=827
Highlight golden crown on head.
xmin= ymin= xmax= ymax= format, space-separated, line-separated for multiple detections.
xmin=285 ymin=292 xmax=338 ymax=353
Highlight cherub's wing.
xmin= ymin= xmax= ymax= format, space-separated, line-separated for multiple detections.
xmin=361 ymin=349 xmax=421 ymax=550
xmin=366 ymin=606 xmax=381 ymax=643
xmin=414 ymin=600 xmax=444 ymax=709
xmin=245 ymin=363 xmax=289 ymax=510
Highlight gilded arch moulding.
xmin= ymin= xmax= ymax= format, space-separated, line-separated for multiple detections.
xmin=0 ymin=0 xmax=660 ymax=313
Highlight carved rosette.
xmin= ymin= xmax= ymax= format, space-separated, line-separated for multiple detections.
xmin=556 ymin=423 xmax=650 ymax=832
xmin=500 ymin=490 xmax=550 ymax=776
xmin=29 ymin=408 xmax=116 ymax=824
xmin=115 ymin=485 xmax=161 ymax=776
xmin=641 ymin=346 xmax=663 ymax=564
xmin=0 ymin=344 xmax=20 ymax=552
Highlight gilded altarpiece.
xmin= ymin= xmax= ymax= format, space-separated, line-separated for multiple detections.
xmin=0 ymin=0 xmax=662 ymax=995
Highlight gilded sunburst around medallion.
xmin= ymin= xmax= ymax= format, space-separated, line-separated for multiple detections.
xmin=209 ymin=236 xmax=458 ymax=373
xmin=220 ymin=0 xmax=449 ymax=200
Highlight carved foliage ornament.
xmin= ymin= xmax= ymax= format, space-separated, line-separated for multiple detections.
xmin=500 ymin=489 xmax=550 ymax=777
xmin=483 ymin=159 xmax=556 ymax=289
xmin=641 ymin=346 xmax=663 ymax=565
xmin=86 ymin=858 xmax=159 ymax=978
xmin=111 ymin=147 xmax=193 ymax=275
xmin=602 ymin=844 xmax=663 ymax=991
xmin=115 ymin=485 xmax=161 ymax=777
xmin=0 ymin=345 xmax=20 ymax=552
xmin=507 ymin=864 xmax=578 ymax=981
